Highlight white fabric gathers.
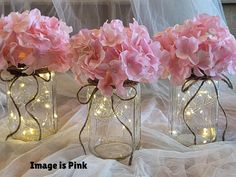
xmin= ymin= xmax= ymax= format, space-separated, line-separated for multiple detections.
xmin=0 ymin=0 xmax=234 ymax=176
xmin=0 ymin=73 xmax=236 ymax=177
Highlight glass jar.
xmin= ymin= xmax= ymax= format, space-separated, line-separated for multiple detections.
xmin=170 ymin=80 xmax=218 ymax=146
xmin=5 ymin=68 xmax=57 ymax=141
xmin=87 ymin=82 xmax=141 ymax=160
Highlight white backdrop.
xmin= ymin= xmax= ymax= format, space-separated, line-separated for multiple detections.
xmin=1 ymin=0 xmax=236 ymax=176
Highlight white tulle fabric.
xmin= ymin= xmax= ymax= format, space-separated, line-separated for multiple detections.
xmin=0 ymin=73 xmax=236 ymax=177
xmin=1 ymin=0 xmax=236 ymax=177
xmin=52 ymin=0 xmax=226 ymax=35
xmin=130 ymin=0 xmax=226 ymax=35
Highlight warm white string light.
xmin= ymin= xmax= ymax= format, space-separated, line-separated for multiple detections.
xmin=7 ymin=72 xmax=56 ymax=141
xmin=172 ymin=81 xmax=218 ymax=145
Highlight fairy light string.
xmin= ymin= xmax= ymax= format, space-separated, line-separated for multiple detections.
xmin=181 ymin=71 xmax=233 ymax=145
xmin=0 ymin=66 xmax=52 ymax=141
xmin=77 ymin=79 xmax=138 ymax=165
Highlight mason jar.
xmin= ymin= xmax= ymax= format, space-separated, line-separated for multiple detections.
xmin=170 ymin=80 xmax=218 ymax=146
xmin=4 ymin=67 xmax=57 ymax=141
xmin=87 ymin=81 xmax=141 ymax=160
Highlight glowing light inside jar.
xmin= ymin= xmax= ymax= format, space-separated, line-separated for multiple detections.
xmin=171 ymin=130 xmax=178 ymax=136
xmin=30 ymin=128 xmax=35 ymax=134
xmin=7 ymin=71 xmax=57 ymax=142
xmin=202 ymin=128 xmax=209 ymax=138
xmin=39 ymin=73 xmax=51 ymax=80
xmin=45 ymin=103 xmax=50 ymax=108
xmin=22 ymin=130 xmax=26 ymax=135
xmin=20 ymin=83 xmax=25 ymax=88
xmin=186 ymin=111 xmax=191 ymax=116
xmin=172 ymin=80 xmax=218 ymax=145
xmin=200 ymin=127 xmax=216 ymax=142
xmin=199 ymin=90 xmax=208 ymax=94
xmin=10 ymin=112 xmax=14 ymax=117
xmin=22 ymin=128 xmax=37 ymax=136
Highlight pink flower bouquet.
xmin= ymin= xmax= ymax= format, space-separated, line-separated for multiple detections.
xmin=154 ymin=14 xmax=236 ymax=144
xmin=0 ymin=9 xmax=73 ymax=142
xmin=0 ymin=9 xmax=73 ymax=73
xmin=154 ymin=14 xmax=236 ymax=85
xmin=71 ymin=19 xmax=167 ymax=162
xmin=70 ymin=19 xmax=165 ymax=96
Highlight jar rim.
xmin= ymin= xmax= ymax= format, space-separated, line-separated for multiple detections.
xmin=87 ymin=78 xmax=138 ymax=88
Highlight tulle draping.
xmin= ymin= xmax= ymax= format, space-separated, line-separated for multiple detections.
xmin=1 ymin=0 xmax=236 ymax=177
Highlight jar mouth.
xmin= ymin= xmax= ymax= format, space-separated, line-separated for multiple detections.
xmin=6 ymin=65 xmax=49 ymax=77
xmin=87 ymin=78 xmax=138 ymax=88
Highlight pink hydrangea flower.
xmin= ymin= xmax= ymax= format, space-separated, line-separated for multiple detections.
xmin=154 ymin=14 xmax=236 ymax=85
xmin=71 ymin=19 xmax=164 ymax=96
xmin=100 ymin=20 xmax=126 ymax=47
xmin=0 ymin=9 xmax=73 ymax=73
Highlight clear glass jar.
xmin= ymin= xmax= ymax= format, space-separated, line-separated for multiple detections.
xmin=170 ymin=80 xmax=218 ymax=146
xmin=6 ymin=69 xmax=57 ymax=141
xmin=87 ymin=82 xmax=141 ymax=160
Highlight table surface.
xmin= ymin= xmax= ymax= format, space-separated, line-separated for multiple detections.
xmin=0 ymin=73 xmax=236 ymax=177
